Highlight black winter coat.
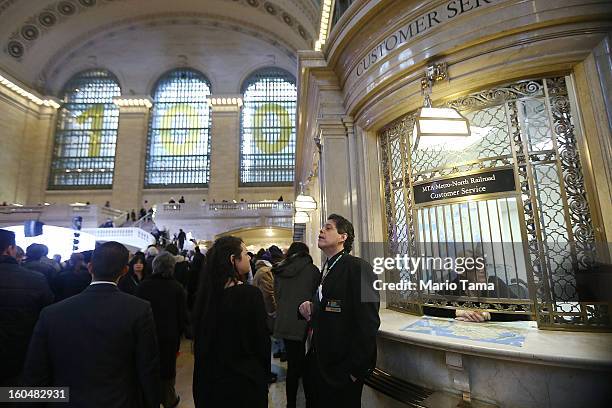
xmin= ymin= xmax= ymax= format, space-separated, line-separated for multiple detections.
xmin=272 ymin=253 xmax=320 ymax=341
xmin=0 ymin=256 xmax=54 ymax=384
xmin=22 ymin=260 xmax=57 ymax=289
xmin=118 ymin=272 xmax=140 ymax=296
xmin=53 ymin=267 xmax=91 ymax=301
xmin=174 ymin=257 xmax=190 ymax=290
xmin=136 ymin=274 xmax=188 ymax=379
xmin=193 ymin=284 xmax=270 ymax=408
xmin=310 ymin=253 xmax=380 ymax=387
xmin=188 ymin=253 xmax=204 ymax=310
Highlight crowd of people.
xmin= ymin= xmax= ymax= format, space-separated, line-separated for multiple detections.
xmin=0 ymin=213 xmax=381 ymax=408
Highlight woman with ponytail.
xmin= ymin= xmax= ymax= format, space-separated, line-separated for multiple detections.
xmin=192 ymin=236 xmax=270 ymax=407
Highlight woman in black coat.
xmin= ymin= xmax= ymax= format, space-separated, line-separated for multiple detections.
xmin=136 ymin=251 xmax=188 ymax=408
xmin=192 ymin=236 xmax=270 ymax=408
xmin=272 ymin=242 xmax=320 ymax=408
xmin=118 ymin=252 xmax=147 ymax=295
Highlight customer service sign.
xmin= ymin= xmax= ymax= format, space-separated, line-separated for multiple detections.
xmin=413 ymin=168 xmax=516 ymax=204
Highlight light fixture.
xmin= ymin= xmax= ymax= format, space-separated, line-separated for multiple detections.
xmin=113 ymin=97 xmax=153 ymax=108
xmin=315 ymin=0 xmax=334 ymax=51
xmin=294 ymin=211 xmax=310 ymax=224
xmin=294 ymin=182 xmax=317 ymax=212
xmin=413 ymin=64 xmax=470 ymax=150
xmin=209 ymin=96 xmax=243 ymax=107
xmin=0 ymin=72 xmax=61 ymax=109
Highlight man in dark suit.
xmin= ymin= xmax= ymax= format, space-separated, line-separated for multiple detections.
xmin=22 ymin=241 xmax=160 ymax=408
xmin=0 ymin=229 xmax=54 ymax=386
xmin=177 ymin=229 xmax=186 ymax=251
xmin=299 ymin=214 xmax=380 ymax=407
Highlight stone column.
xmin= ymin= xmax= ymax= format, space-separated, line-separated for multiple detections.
xmin=208 ymin=96 xmax=242 ymax=201
xmin=318 ymin=116 xmax=372 ymax=257
xmin=110 ymin=98 xmax=151 ymax=211
xmin=318 ymin=118 xmax=354 ymax=221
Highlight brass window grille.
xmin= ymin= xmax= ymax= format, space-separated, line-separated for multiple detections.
xmin=380 ymin=77 xmax=610 ymax=331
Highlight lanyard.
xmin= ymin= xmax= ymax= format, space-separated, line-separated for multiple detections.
xmin=321 ymin=254 xmax=343 ymax=283
xmin=318 ymin=253 xmax=343 ymax=301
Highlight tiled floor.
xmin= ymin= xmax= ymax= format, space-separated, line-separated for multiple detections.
xmin=174 ymin=339 xmax=306 ymax=408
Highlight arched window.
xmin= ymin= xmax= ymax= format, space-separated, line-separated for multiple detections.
xmin=240 ymin=68 xmax=296 ymax=185
xmin=145 ymin=69 xmax=212 ymax=187
xmin=49 ymin=70 xmax=121 ymax=188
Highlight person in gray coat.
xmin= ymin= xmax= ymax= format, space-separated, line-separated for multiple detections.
xmin=272 ymin=242 xmax=320 ymax=408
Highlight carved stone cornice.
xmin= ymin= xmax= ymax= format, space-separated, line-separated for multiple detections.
xmin=4 ymin=0 xmax=313 ymax=63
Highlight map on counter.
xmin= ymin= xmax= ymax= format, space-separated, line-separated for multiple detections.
xmin=400 ymin=317 xmax=532 ymax=347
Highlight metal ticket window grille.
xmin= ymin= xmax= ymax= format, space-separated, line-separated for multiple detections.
xmin=240 ymin=68 xmax=296 ymax=186
xmin=145 ymin=69 xmax=212 ymax=187
xmin=49 ymin=70 xmax=121 ymax=189
xmin=380 ymin=76 xmax=610 ymax=331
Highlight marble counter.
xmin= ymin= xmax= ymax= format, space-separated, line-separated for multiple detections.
xmin=377 ymin=309 xmax=612 ymax=371
xmin=365 ymin=309 xmax=612 ymax=408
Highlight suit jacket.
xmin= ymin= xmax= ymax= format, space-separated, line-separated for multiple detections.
xmin=311 ymin=253 xmax=380 ymax=387
xmin=22 ymin=283 xmax=160 ymax=408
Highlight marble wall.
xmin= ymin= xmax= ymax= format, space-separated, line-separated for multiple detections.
xmin=372 ymin=336 xmax=612 ymax=408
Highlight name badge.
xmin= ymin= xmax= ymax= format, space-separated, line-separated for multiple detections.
xmin=325 ymin=299 xmax=342 ymax=313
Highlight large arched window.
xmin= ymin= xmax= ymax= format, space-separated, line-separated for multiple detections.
xmin=145 ymin=69 xmax=212 ymax=187
xmin=49 ymin=70 xmax=121 ymax=189
xmin=240 ymin=68 xmax=296 ymax=185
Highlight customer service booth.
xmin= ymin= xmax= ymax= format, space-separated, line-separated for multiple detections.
xmin=374 ymin=75 xmax=612 ymax=407
xmin=297 ymin=1 xmax=612 ymax=407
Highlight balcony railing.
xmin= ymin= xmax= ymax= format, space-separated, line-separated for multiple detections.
xmin=0 ymin=204 xmax=127 ymax=229
xmin=82 ymin=227 xmax=155 ymax=250
xmin=161 ymin=202 xmax=293 ymax=213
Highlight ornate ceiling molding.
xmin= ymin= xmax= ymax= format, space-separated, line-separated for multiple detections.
xmin=0 ymin=0 xmax=320 ymax=25
xmin=0 ymin=0 xmax=20 ymax=17
xmin=5 ymin=0 xmax=313 ymax=62
xmin=285 ymin=0 xmax=319 ymax=28
xmin=221 ymin=0 xmax=313 ymax=44
xmin=5 ymin=0 xmax=116 ymax=60
xmin=39 ymin=12 xmax=299 ymax=89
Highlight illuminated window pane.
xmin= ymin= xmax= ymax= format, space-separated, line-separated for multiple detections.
xmin=145 ymin=69 xmax=212 ymax=187
xmin=240 ymin=68 xmax=296 ymax=185
xmin=49 ymin=70 xmax=121 ymax=189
